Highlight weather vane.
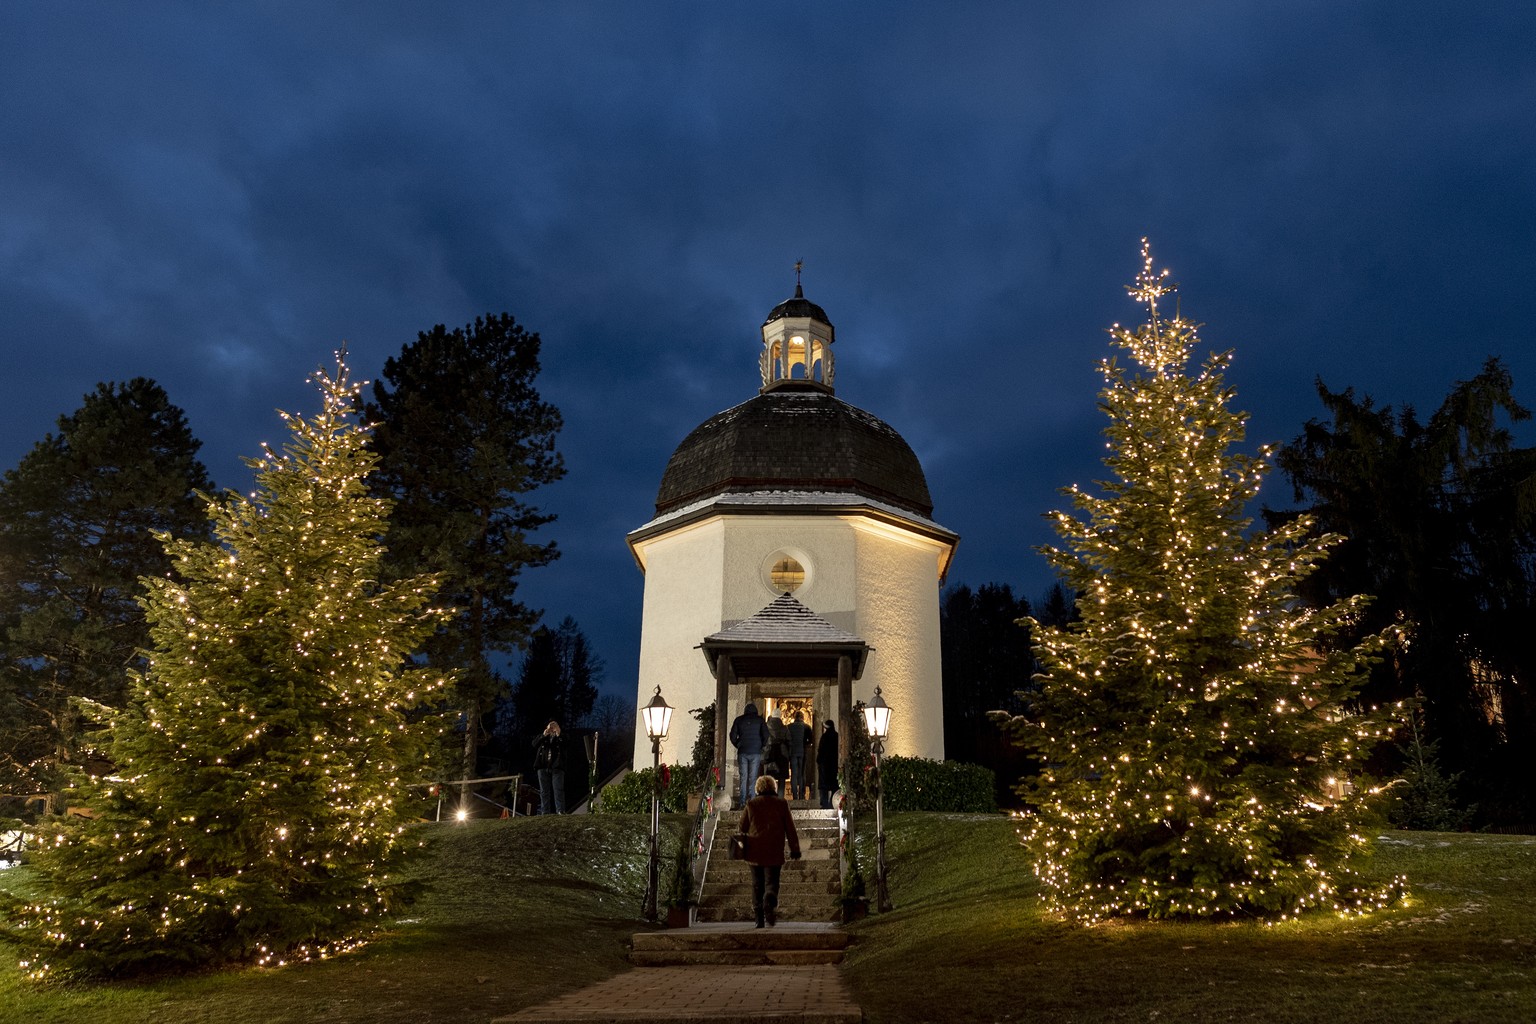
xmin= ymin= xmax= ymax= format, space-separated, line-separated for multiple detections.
xmin=794 ymin=258 xmax=803 ymax=287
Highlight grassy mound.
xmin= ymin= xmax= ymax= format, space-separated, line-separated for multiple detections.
xmin=3 ymin=812 xmax=1534 ymax=1023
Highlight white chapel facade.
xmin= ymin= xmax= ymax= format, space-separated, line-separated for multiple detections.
xmin=627 ymin=281 xmax=958 ymax=796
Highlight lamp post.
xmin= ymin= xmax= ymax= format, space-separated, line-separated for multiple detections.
xmin=640 ymin=685 xmax=673 ymax=922
xmin=863 ymin=685 xmax=893 ymax=913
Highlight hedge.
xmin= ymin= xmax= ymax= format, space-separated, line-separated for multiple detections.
xmin=597 ymin=764 xmax=703 ymax=814
xmin=879 ymin=756 xmax=997 ymax=813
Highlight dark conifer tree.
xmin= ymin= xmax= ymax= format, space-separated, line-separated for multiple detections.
xmin=359 ymin=314 xmax=564 ymax=782
xmin=0 ymin=379 xmax=211 ymax=814
xmin=940 ymin=582 xmax=1034 ymax=767
xmin=1036 ymin=582 xmax=1079 ymax=630
xmin=1273 ymin=358 xmax=1536 ymax=824
xmin=509 ymin=616 xmax=601 ymax=738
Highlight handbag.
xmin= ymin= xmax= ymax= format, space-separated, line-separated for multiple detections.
xmin=729 ymin=832 xmax=749 ymax=860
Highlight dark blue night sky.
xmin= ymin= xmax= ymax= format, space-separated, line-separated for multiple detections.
xmin=4 ymin=3 xmax=1533 ymax=696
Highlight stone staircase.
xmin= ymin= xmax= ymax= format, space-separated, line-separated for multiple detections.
xmin=695 ymin=805 xmax=841 ymax=925
xmin=627 ymin=804 xmax=849 ymax=969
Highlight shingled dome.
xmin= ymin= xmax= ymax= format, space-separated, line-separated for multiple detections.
xmin=763 ymin=286 xmax=833 ymax=335
xmin=654 ymin=381 xmax=935 ymax=517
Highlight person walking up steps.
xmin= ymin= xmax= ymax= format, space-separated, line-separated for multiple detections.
xmin=739 ymin=774 xmax=801 ymax=927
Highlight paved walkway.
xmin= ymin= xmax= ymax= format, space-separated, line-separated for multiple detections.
xmin=493 ymin=923 xmax=862 ymax=1024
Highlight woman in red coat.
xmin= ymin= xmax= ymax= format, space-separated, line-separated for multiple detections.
xmin=739 ymin=774 xmax=801 ymax=927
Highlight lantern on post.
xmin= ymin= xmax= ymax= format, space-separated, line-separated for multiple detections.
xmin=641 ymin=685 xmax=673 ymax=921
xmin=863 ymin=685 xmax=893 ymax=913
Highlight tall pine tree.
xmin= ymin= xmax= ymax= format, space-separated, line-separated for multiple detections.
xmin=1001 ymin=243 xmax=1402 ymax=922
xmin=6 ymin=356 xmax=446 ymax=978
xmin=0 ymin=380 xmax=211 ymax=815
xmin=1273 ymin=362 xmax=1536 ymax=825
xmin=359 ymin=314 xmax=564 ymax=783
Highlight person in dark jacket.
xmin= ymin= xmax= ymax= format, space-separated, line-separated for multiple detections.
xmin=739 ymin=774 xmax=801 ymax=927
xmin=786 ymin=711 xmax=812 ymax=800
xmin=729 ymin=702 xmax=770 ymax=807
xmin=533 ymin=720 xmax=565 ymax=814
xmin=816 ymin=719 xmax=840 ymax=809
xmin=764 ymin=709 xmax=789 ymax=789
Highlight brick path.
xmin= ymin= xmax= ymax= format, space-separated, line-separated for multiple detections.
xmin=493 ymin=963 xmax=860 ymax=1023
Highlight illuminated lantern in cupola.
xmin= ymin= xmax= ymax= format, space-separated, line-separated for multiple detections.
xmin=760 ymin=280 xmax=835 ymax=386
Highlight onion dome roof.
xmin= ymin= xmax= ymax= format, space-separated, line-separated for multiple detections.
xmin=654 ymin=382 xmax=934 ymax=517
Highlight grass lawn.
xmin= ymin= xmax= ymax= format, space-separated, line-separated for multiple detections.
xmin=0 ymin=814 xmax=672 ymax=1024
xmin=3 ymin=812 xmax=1535 ymax=1023
xmin=843 ymin=814 xmax=1536 ymax=1024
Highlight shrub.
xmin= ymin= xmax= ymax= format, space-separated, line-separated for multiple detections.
xmin=689 ymin=702 xmax=715 ymax=775
xmin=598 ymin=764 xmax=702 ymax=814
xmin=880 ymin=757 xmax=997 ymax=813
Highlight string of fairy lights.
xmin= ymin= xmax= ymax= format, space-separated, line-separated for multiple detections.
xmin=12 ymin=248 xmax=1415 ymax=974
xmin=1011 ymin=241 xmax=1408 ymax=924
xmin=15 ymin=356 xmax=452 ymax=979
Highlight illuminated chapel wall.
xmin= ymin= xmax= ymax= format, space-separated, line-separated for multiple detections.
xmin=631 ymin=521 xmax=725 ymax=764
xmin=852 ymin=520 xmax=947 ymax=760
xmin=634 ymin=511 xmax=949 ymax=766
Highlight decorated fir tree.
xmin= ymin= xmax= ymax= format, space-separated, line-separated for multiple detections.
xmin=1001 ymin=243 xmax=1403 ymax=923
xmin=7 ymin=356 xmax=447 ymax=978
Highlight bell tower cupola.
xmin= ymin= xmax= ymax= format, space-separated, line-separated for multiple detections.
xmin=760 ymin=261 xmax=835 ymax=393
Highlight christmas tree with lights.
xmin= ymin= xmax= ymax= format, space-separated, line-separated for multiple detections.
xmin=7 ymin=356 xmax=447 ymax=978
xmin=1004 ymin=243 xmax=1403 ymax=923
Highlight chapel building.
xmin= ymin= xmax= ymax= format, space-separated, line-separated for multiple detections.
xmin=627 ymin=281 xmax=958 ymax=800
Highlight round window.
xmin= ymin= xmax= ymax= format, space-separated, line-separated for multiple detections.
xmin=767 ymin=554 xmax=806 ymax=593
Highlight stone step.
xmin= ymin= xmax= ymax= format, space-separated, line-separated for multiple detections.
xmin=706 ymin=854 xmax=837 ymax=870
xmin=717 ymin=818 xmax=839 ymax=831
xmin=693 ymin=903 xmax=839 ymax=924
xmin=627 ymin=949 xmax=844 ymax=966
xmin=701 ymin=881 xmax=838 ymax=900
xmin=702 ymin=864 xmax=839 ymax=883
xmin=706 ymin=865 xmax=841 ymax=884
xmin=697 ymin=873 xmax=837 ymax=894
xmin=629 ymin=923 xmax=849 ymax=966
xmin=711 ymin=834 xmax=838 ymax=851
xmin=633 ymin=928 xmax=849 ymax=953
xmin=712 ymin=838 xmax=838 ymax=854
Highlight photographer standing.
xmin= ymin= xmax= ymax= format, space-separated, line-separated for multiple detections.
xmin=533 ymin=720 xmax=566 ymax=814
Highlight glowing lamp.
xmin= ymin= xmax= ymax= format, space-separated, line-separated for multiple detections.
xmin=864 ymin=684 xmax=894 ymax=913
xmin=863 ymin=686 xmax=891 ymax=741
xmin=642 ymin=686 xmax=673 ymax=740
xmin=639 ymin=685 xmax=672 ymax=921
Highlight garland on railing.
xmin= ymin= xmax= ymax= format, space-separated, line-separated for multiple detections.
xmin=668 ymin=764 xmax=722 ymax=909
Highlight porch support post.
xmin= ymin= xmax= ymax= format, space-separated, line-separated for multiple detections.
xmin=714 ymin=653 xmax=733 ymax=794
xmin=837 ymin=654 xmax=853 ymax=754
xmin=837 ymin=652 xmax=855 ymax=878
